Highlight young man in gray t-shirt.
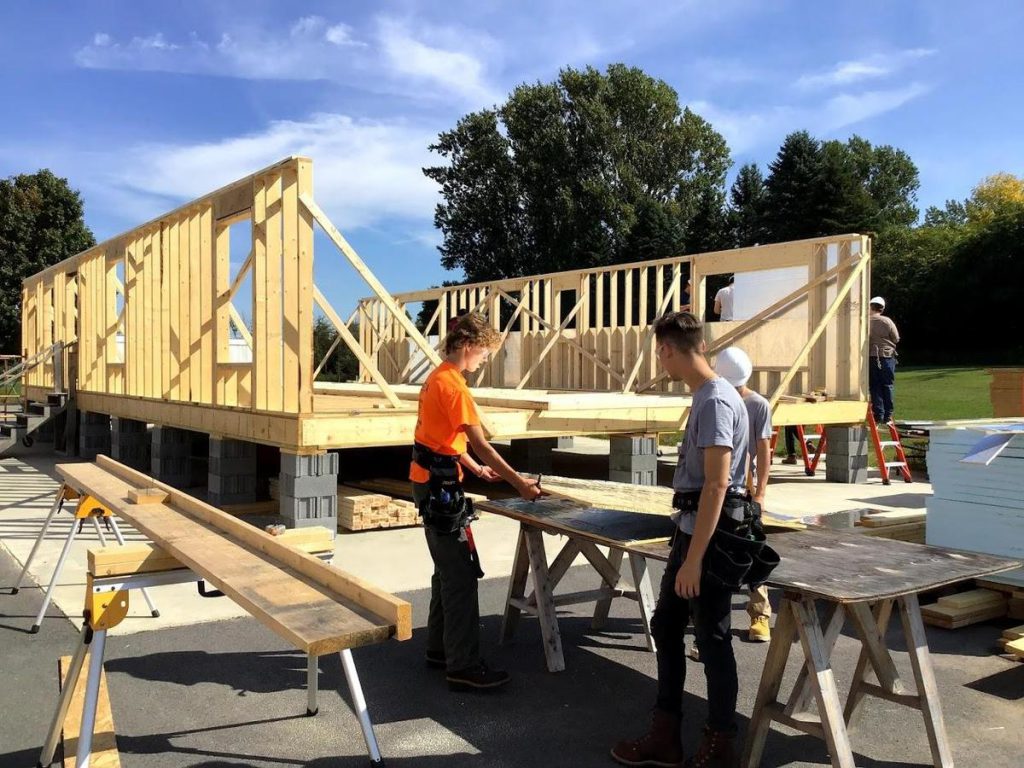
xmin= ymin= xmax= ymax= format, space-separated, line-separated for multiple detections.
xmin=612 ymin=312 xmax=747 ymax=768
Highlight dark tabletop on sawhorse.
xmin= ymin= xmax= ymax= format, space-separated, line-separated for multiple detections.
xmin=482 ymin=497 xmax=1021 ymax=768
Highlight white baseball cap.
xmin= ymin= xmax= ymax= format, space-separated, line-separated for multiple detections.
xmin=715 ymin=346 xmax=753 ymax=387
xmin=870 ymin=296 xmax=886 ymax=309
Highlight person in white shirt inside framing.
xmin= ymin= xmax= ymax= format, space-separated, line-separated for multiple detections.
xmin=714 ymin=275 xmax=735 ymax=321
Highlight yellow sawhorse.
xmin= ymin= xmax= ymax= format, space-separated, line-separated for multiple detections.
xmin=13 ymin=484 xmax=160 ymax=632
xmin=38 ymin=529 xmax=336 ymax=768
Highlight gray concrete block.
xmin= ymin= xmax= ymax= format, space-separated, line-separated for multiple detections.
xmin=609 ymin=469 xmax=657 ymax=486
xmin=556 ymin=436 xmax=575 ymax=449
xmin=609 ymin=434 xmax=658 ymax=457
xmin=279 ymin=451 xmax=339 ymax=478
xmin=279 ymin=492 xmax=338 ymax=521
xmin=208 ymin=456 xmax=257 ymax=476
xmin=509 ymin=438 xmax=556 ymax=474
xmin=210 ymin=438 xmax=257 ymax=459
xmin=825 ymin=453 xmax=868 ymax=484
xmin=276 ymin=472 xmax=338 ymax=499
xmin=824 ymin=427 xmax=868 ymax=457
xmin=609 ymin=453 xmax=658 ymax=473
xmin=208 ymin=474 xmax=258 ymax=495
xmin=208 ymin=491 xmax=259 ymax=508
xmin=152 ymin=426 xmax=192 ymax=446
xmin=111 ymin=417 xmax=147 ymax=435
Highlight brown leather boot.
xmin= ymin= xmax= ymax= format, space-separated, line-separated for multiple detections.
xmin=610 ymin=709 xmax=683 ymax=767
xmin=684 ymin=726 xmax=738 ymax=768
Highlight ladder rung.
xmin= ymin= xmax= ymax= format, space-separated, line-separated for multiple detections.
xmin=879 ymin=441 xmax=899 ymax=447
xmin=884 ymin=461 xmax=907 ymax=468
xmin=803 ymin=434 xmax=822 ymax=441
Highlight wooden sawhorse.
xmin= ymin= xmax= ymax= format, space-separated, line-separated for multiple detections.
xmin=633 ymin=528 xmax=1019 ymax=768
xmin=501 ymin=521 xmax=661 ymax=672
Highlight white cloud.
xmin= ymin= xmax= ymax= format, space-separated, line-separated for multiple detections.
xmin=376 ymin=17 xmax=500 ymax=107
xmin=325 ymin=23 xmax=363 ymax=47
xmin=796 ymin=48 xmax=936 ymax=90
xmin=101 ymin=113 xmax=441 ymax=232
xmin=692 ymin=82 xmax=931 ymax=155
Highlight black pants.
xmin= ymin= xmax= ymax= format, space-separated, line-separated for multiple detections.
xmin=652 ymin=530 xmax=738 ymax=733
xmin=784 ymin=426 xmax=799 ymax=456
xmin=413 ymin=483 xmax=480 ymax=673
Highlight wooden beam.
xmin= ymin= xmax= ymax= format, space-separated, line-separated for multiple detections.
xmin=227 ymin=248 xmax=254 ymax=300
xmin=314 ymin=286 xmax=402 ymax=408
xmin=87 ymin=456 xmax=412 ymax=643
xmin=768 ymin=255 xmax=867 ymax=407
xmin=300 ymin=193 xmax=442 ymax=369
xmin=622 ymin=263 xmax=681 ymax=392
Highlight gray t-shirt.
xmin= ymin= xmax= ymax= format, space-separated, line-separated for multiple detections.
xmin=743 ymin=390 xmax=773 ymax=480
xmin=672 ymin=377 xmax=749 ymax=533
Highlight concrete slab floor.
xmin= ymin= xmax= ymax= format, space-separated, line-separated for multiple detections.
xmin=2 ymin=544 xmax=1022 ymax=768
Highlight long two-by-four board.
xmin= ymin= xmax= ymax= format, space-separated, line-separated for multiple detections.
xmin=58 ymin=456 xmax=411 ymax=655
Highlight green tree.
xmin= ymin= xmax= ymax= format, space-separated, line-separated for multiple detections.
xmin=313 ymin=316 xmax=359 ymax=382
xmin=0 ymin=170 xmax=95 ymax=353
xmin=728 ymin=162 xmax=767 ymax=247
xmin=763 ymin=132 xmax=919 ymax=243
xmin=424 ymin=64 xmax=731 ymax=282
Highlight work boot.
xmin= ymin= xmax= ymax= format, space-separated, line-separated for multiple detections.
xmin=684 ymin=726 xmax=738 ymax=768
xmin=610 ymin=708 xmax=683 ymax=767
xmin=781 ymin=454 xmax=798 ymax=465
xmin=446 ymin=661 xmax=510 ymax=691
xmin=425 ymin=650 xmax=446 ymax=669
xmin=748 ymin=616 xmax=771 ymax=643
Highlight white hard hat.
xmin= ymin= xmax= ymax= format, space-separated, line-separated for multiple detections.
xmin=870 ymin=296 xmax=886 ymax=309
xmin=715 ymin=346 xmax=753 ymax=387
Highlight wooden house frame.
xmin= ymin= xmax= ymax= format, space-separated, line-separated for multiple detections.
xmin=22 ymin=156 xmax=760 ymax=452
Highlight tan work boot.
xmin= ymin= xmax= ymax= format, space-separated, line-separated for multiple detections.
xmin=684 ymin=726 xmax=739 ymax=768
xmin=611 ymin=709 xmax=683 ymax=767
xmin=781 ymin=454 xmax=798 ymax=465
xmin=748 ymin=615 xmax=771 ymax=643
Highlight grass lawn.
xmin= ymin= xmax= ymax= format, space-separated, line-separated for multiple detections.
xmin=893 ymin=366 xmax=993 ymax=421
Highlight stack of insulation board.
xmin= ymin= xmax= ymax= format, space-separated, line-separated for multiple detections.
xmin=926 ymin=425 xmax=1024 ymax=588
xmin=921 ymin=588 xmax=1007 ymax=629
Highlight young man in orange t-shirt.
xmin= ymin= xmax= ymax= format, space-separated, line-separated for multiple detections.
xmin=411 ymin=312 xmax=541 ymax=691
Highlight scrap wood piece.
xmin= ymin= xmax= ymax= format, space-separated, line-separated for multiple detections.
xmin=127 ymin=487 xmax=168 ymax=505
xmin=937 ymin=588 xmax=1006 ymax=610
xmin=1006 ymin=638 xmax=1024 ymax=659
xmin=858 ymin=510 xmax=926 ymax=528
xmin=61 ymin=457 xmax=412 ymax=651
xmin=921 ymin=592 xmax=1007 ymax=629
xmin=59 ymin=655 xmax=120 ymax=768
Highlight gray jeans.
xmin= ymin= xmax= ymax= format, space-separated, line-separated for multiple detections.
xmin=414 ymin=482 xmax=481 ymax=672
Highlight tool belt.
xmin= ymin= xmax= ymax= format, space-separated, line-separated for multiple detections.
xmin=672 ymin=490 xmax=780 ymax=592
xmin=412 ymin=442 xmax=474 ymax=535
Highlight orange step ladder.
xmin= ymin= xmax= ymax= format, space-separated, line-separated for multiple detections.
xmin=866 ymin=408 xmax=912 ymax=484
xmin=771 ymin=424 xmax=827 ymax=477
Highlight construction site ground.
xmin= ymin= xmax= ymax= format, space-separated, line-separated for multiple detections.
xmin=1 ymin=441 xmax=1022 ymax=767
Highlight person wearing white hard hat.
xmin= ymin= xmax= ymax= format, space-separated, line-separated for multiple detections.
xmin=868 ymin=297 xmax=900 ymax=424
xmin=715 ymin=347 xmax=774 ymax=643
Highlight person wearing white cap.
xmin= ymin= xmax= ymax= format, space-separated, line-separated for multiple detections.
xmin=868 ymin=296 xmax=900 ymax=424
xmin=714 ymin=346 xmax=774 ymax=643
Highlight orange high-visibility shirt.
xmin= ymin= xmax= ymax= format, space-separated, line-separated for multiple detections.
xmin=409 ymin=361 xmax=481 ymax=483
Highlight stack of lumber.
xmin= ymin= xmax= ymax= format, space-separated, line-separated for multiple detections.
xmin=338 ymin=486 xmax=419 ymax=531
xmin=998 ymin=625 xmax=1024 ymax=660
xmin=921 ymin=588 xmax=1007 ymax=629
xmin=269 ymin=478 xmax=421 ymax=531
xmin=926 ymin=425 xmax=1024 ymax=587
xmin=976 ymin=578 xmax=1024 ymax=620
xmin=855 ymin=510 xmax=926 ymax=544
xmin=988 ymin=368 xmax=1024 ymax=417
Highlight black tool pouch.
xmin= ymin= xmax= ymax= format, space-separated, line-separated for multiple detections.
xmin=701 ymin=495 xmax=781 ymax=592
xmin=413 ymin=443 xmax=470 ymax=535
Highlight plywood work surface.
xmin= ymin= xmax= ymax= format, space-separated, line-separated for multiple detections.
xmin=58 ymin=462 xmax=397 ymax=654
xmin=632 ymin=528 xmax=1020 ymax=603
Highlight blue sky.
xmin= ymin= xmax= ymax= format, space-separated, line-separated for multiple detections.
xmin=2 ymin=1 xmax=1022 ymax=317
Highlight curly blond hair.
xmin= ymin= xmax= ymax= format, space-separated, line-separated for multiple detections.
xmin=443 ymin=311 xmax=501 ymax=355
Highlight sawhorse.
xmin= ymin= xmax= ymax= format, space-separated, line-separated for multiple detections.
xmin=38 ymin=535 xmax=383 ymax=767
xmin=500 ymin=522 xmax=661 ymax=672
xmin=12 ymin=483 xmax=160 ymax=632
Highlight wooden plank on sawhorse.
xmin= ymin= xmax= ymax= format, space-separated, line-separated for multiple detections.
xmin=58 ymin=655 xmax=120 ymax=768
